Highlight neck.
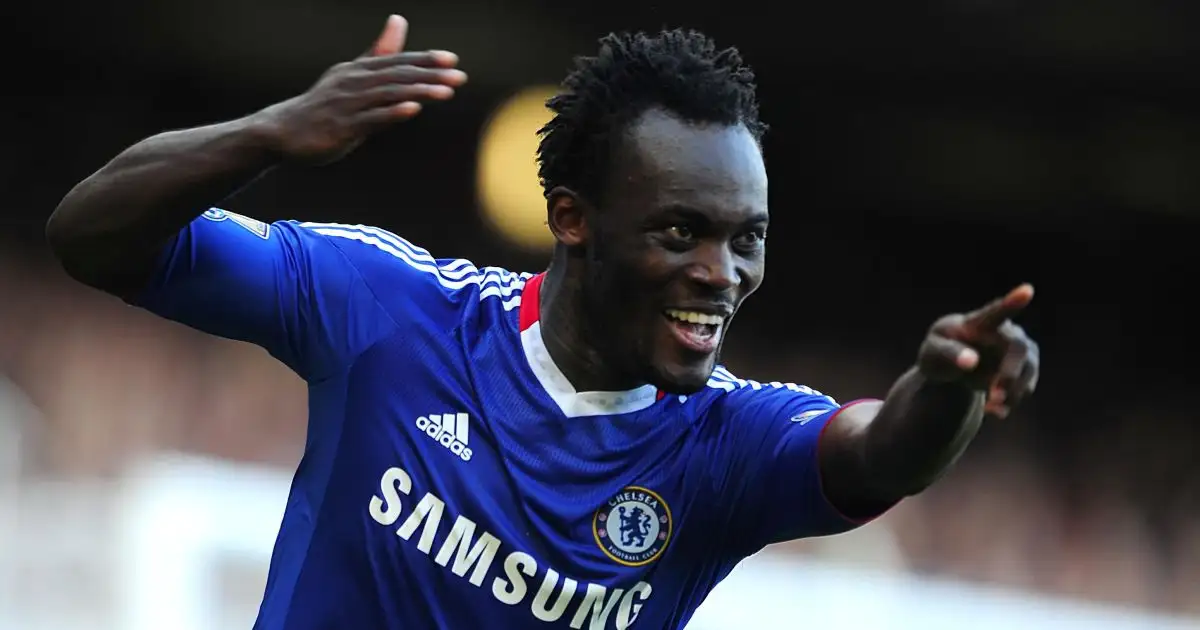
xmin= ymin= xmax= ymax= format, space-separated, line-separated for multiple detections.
xmin=538 ymin=262 xmax=641 ymax=392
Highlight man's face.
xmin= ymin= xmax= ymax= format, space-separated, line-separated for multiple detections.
xmin=584 ymin=109 xmax=768 ymax=394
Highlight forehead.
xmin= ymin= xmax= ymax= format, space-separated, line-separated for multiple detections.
xmin=607 ymin=109 xmax=768 ymax=221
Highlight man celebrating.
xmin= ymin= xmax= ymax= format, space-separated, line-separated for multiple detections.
xmin=46 ymin=15 xmax=1040 ymax=630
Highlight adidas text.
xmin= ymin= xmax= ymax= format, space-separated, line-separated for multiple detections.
xmin=415 ymin=413 xmax=473 ymax=462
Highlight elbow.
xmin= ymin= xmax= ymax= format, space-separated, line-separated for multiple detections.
xmin=45 ymin=214 xmax=161 ymax=300
xmin=46 ymin=182 xmax=93 ymax=258
xmin=45 ymin=175 xmax=162 ymax=298
xmin=45 ymin=201 xmax=95 ymax=284
xmin=45 ymin=199 xmax=120 ymax=294
xmin=45 ymin=210 xmax=74 ymax=257
xmin=46 ymin=205 xmax=81 ymax=269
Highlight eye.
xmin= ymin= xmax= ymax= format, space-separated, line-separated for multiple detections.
xmin=665 ymin=225 xmax=695 ymax=242
xmin=734 ymin=230 xmax=766 ymax=252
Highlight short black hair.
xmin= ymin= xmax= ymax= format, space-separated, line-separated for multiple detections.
xmin=536 ymin=28 xmax=766 ymax=203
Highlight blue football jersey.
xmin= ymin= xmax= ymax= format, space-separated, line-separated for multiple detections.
xmin=133 ymin=209 xmax=877 ymax=630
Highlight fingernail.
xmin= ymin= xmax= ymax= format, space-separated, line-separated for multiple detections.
xmin=957 ymin=348 xmax=979 ymax=370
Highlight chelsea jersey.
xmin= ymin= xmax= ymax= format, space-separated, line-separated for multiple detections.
xmin=131 ymin=209 xmax=879 ymax=629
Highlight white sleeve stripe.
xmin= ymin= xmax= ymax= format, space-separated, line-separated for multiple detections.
xmin=303 ymin=222 xmax=476 ymax=274
xmin=302 ymin=221 xmax=435 ymax=262
xmin=305 ymin=223 xmax=480 ymax=281
xmin=302 ymin=223 xmax=530 ymax=309
xmin=308 ymin=227 xmax=480 ymax=285
xmin=306 ymin=223 xmax=533 ymax=286
xmin=706 ymin=367 xmax=838 ymax=404
xmin=705 ymin=378 xmax=737 ymax=392
xmin=708 ymin=369 xmax=736 ymax=383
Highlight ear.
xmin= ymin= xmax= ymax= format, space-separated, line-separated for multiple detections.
xmin=546 ymin=186 xmax=590 ymax=248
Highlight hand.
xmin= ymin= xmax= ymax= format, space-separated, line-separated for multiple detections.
xmin=254 ymin=15 xmax=467 ymax=164
xmin=916 ymin=284 xmax=1040 ymax=419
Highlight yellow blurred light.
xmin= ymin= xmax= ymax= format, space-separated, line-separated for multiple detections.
xmin=476 ymin=86 xmax=559 ymax=252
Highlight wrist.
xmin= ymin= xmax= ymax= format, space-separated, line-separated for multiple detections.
xmin=886 ymin=367 xmax=986 ymax=425
xmin=241 ymin=103 xmax=292 ymax=163
xmin=913 ymin=362 xmax=989 ymax=393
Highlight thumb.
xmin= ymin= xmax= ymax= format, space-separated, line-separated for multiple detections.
xmin=367 ymin=15 xmax=408 ymax=57
xmin=918 ymin=333 xmax=982 ymax=382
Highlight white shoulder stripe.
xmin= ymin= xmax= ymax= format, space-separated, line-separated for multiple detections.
xmin=301 ymin=222 xmax=532 ymax=310
xmin=706 ymin=367 xmax=837 ymax=404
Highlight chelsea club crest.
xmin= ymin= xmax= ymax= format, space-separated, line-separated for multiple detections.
xmin=593 ymin=486 xmax=672 ymax=567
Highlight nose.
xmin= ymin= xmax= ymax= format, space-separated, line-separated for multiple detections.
xmin=686 ymin=241 xmax=739 ymax=291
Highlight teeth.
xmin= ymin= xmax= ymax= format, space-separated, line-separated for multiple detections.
xmin=665 ymin=309 xmax=724 ymax=326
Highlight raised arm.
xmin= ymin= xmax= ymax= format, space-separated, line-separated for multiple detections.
xmin=818 ymin=284 xmax=1041 ymax=518
xmin=45 ymin=15 xmax=466 ymax=298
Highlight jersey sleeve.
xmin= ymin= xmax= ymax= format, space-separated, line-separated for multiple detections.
xmin=131 ymin=208 xmax=397 ymax=382
xmin=707 ymin=373 xmax=886 ymax=551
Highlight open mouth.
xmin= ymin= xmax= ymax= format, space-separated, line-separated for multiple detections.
xmin=662 ymin=309 xmax=725 ymax=354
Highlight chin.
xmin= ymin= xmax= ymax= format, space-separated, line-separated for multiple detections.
xmin=647 ymin=360 xmax=716 ymax=395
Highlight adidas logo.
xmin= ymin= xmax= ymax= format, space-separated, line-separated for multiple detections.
xmin=415 ymin=413 xmax=473 ymax=462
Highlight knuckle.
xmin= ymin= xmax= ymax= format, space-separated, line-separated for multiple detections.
xmin=329 ymin=61 xmax=355 ymax=76
xmin=336 ymin=68 xmax=369 ymax=87
xmin=930 ymin=314 xmax=962 ymax=332
xmin=921 ymin=331 xmax=950 ymax=348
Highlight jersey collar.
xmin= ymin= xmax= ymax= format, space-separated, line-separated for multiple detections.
xmin=518 ymin=273 xmax=661 ymax=417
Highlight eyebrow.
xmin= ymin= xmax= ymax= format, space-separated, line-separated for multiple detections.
xmin=652 ymin=205 xmax=769 ymax=227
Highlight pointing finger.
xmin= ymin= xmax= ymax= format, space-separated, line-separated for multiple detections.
xmin=963 ymin=283 xmax=1034 ymax=332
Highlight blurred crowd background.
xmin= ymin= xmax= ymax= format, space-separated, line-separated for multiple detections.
xmin=1 ymin=0 xmax=1198 ymax=628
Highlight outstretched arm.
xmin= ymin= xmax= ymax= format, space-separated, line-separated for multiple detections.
xmin=46 ymin=15 xmax=464 ymax=298
xmin=818 ymin=284 xmax=1041 ymax=518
